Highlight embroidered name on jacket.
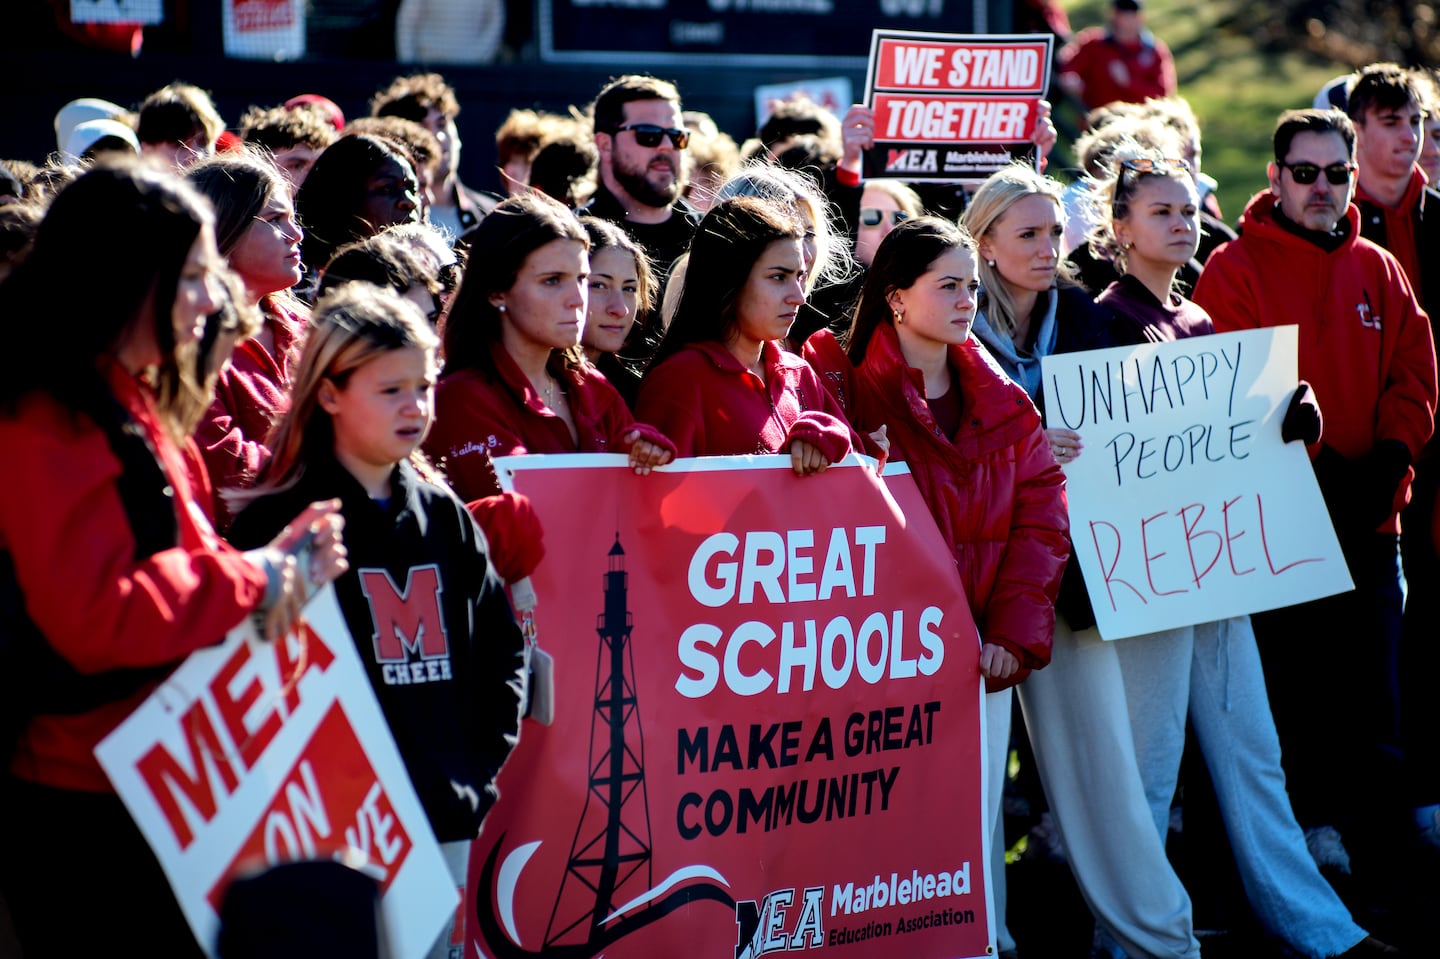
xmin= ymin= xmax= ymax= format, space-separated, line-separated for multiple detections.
xmin=1356 ymin=292 xmax=1382 ymax=330
xmin=358 ymin=565 xmax=454 ymax=686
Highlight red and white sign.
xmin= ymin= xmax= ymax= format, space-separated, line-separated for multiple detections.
xmin=222 ymin=0 xmax=304 ymax=59
xmin=472 ymin=455 xmax=992 ymax=959
xmin=864 ymin=30 xmax=1054 ymax=183
xmin=96 ymin=586 xmax=456 ymax=958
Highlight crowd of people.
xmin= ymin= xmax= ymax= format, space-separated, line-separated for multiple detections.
xmin=2 ymin=7 xmax=1439 ymax=957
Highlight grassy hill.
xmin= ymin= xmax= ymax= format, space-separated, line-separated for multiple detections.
xmin=1056 ymin=0 xmax=1354 ymax=223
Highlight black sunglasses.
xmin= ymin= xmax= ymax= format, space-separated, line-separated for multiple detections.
xmin=612 ymin=123 xmax=690 ymax=149
xmin=1278 ymin=161 xmax=1353 ymax=185
xmin=860 ymin=208 xmax=909 ymax=227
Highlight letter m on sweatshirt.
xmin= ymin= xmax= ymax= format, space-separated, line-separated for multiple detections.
xmin=359 ymin=565 xmax=450 ymax=661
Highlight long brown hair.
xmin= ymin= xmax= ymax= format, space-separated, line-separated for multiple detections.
xmin=233 ymin=283 xmax=439 ymax=506
xmin=442 ymin=192 xmax=590 ymax=377
xmin=0 ymin=160 xmax=212 ymax=439
xmin=845 ymin=216 xmax=977 ymax=364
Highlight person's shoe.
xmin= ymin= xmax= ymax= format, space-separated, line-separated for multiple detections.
xmin=1305 ymin=824 xmax=1353 ymax=875
xmin=997 ymin=950 xmax=1020 ymax=959
xmin=1334 ymin=934 xmax=1405 ymax=957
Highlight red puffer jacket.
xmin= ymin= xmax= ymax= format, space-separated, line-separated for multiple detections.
xmin=818 ymin=324 xmax=1070 ymax=690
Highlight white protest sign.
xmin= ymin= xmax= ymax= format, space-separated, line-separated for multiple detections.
xmin=1041 ymin=327 xmax=1352 ymax=640
xmin=753 ymin=77 xmax=853 ymax=129
xmin=96 ymin=585 xmax=456 ymax=958
xmin=222 ymin=0 xmax=305 ymax=60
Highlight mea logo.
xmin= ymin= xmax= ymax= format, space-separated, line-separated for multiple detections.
xmin=735 ymin=886 xmax=824 ymax=959
xmin=885 ymin=148 xmax=938 ymax=173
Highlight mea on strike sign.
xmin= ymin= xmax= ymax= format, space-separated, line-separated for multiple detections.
xmin=864 ymin=31 xmax=1054 ymax=183
xmin=1040 ymin=328 xmax=1353 ymax=640
xmin=96 ymin=586 xmax=456 ymax=958
xmin=475 ymin=455 xmax=992 ymax=959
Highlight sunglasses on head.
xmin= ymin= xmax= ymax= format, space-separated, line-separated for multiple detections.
xmin=860 ymin=208 xmax=909 ymax=227
xmin=1120 ymin=156 xmax=1190 ymax=174
xmin=1278 ymin=161 xmax=1354 ymax=185
xmin=613 ymin=123 xmax=690 ymax=149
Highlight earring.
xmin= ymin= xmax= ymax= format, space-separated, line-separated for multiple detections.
xmin=986 ymin=258 xmax=996 ymax=267
xmin=893 ymin=309 xmax=904 ymax=324
xmin=497 ymin=303 xmax=507 ymax=313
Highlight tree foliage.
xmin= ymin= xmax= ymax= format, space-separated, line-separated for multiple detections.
xmin=1231 ymin=1 xmax=1440 ymax=68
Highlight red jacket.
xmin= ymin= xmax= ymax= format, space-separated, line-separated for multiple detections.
xmin=1194 ymin=192 xmax=1437 ymax=532
xmin=196 ymin=299 xmax=307 ymax=526
xmin=1058 ymin=27 xmax=1176 ymax=111
xmin=636 ymin=340 xmax=859 ymax=460
xmin=809 ymin=326 xmax=1069 ymax=690
xmin=1 ymin=363 xmax=268 ymax=791
xmin=426 ymin=341 xmax=671 ymax=502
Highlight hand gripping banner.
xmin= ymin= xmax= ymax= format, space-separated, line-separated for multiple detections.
xmin=472 ymin=454 xmax=992 ymax=959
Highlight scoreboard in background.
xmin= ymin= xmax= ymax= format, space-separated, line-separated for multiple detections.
xmin=539 ymin=0 xmax=987 ymax=68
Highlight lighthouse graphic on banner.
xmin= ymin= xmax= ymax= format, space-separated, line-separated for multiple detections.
xmin=475 ymin=534 xmax=733 ymax=959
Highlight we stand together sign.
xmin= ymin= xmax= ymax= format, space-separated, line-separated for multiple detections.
xmin=476 ymin=455 xmax=993 ymax=959
xmin=1041 ymin=327 xmax=1352 ymax=639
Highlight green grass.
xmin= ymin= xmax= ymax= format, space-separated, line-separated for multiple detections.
xmin=1056 ymin=0 xmax=1353 ymax=222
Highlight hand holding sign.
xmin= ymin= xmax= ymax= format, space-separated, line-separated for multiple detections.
xmin=1040 ymin=328 xmax=1351 ymax=639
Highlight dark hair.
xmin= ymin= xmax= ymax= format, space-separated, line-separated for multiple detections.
xmin=647 ymin=195 xmax=802 ymax=370
xmin=136 ymin=82 xmax=224 ymax=147
xmin=185 ymin=150 xmax=289 ymax=256
xmin=182 ymin=264 xmax=261 ymax=434
xmin=238 ymin=103 xmax=339 ymax=153
xmin=844 ymin=217 xmax=976 ymax=363
xmin=581 ymin=216 xmax=655 ymax=313
xmin=529 ymin=135 xmax=597 ymax=209
xmin=318 ymin=229 xmax=442 ymax=310
xmin=370 ymin=72 xmax=459 ymax=123
xmin=757 ymin=95 xmax=841 ymax=154
xmin=591 ymin=75 xmax=682 ymax=134
xmin=344 ymin=116 xmax=438 ymax=183
xmin=1346 ymin=63 xmax=1424 ymax=124
xmin=1273 ymin=109 xmax=1356 ymax=163
xmin=295 ymin=134 xmax=415 ymax=273
xmin=0 ymin=161 xmax=212 ymax=425
xmin=0 ymin=202 xmax=43 ymax=276
xmin=442 ymin=192 xmax=590 ymax=375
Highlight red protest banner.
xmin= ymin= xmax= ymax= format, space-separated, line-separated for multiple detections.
xmin=863 ymin=30 xmax=1054 ymax=183
xmin=872 ymin=38 xmax=1050 ymax=94
xmin=470 ymin=455 xmax=990 ymax=959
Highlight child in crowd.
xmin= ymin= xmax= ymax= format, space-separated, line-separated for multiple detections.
xmin=226 ymin=282 xmax=527 ymax=959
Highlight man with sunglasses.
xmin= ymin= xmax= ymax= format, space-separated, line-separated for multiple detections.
xmin=1195 ymin=108 xmax=1437 ymax=910
xmin=584 ymin=75 xmax=698 ymax=282
xmin=581 ymin=75 xmax=700 ymax=403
